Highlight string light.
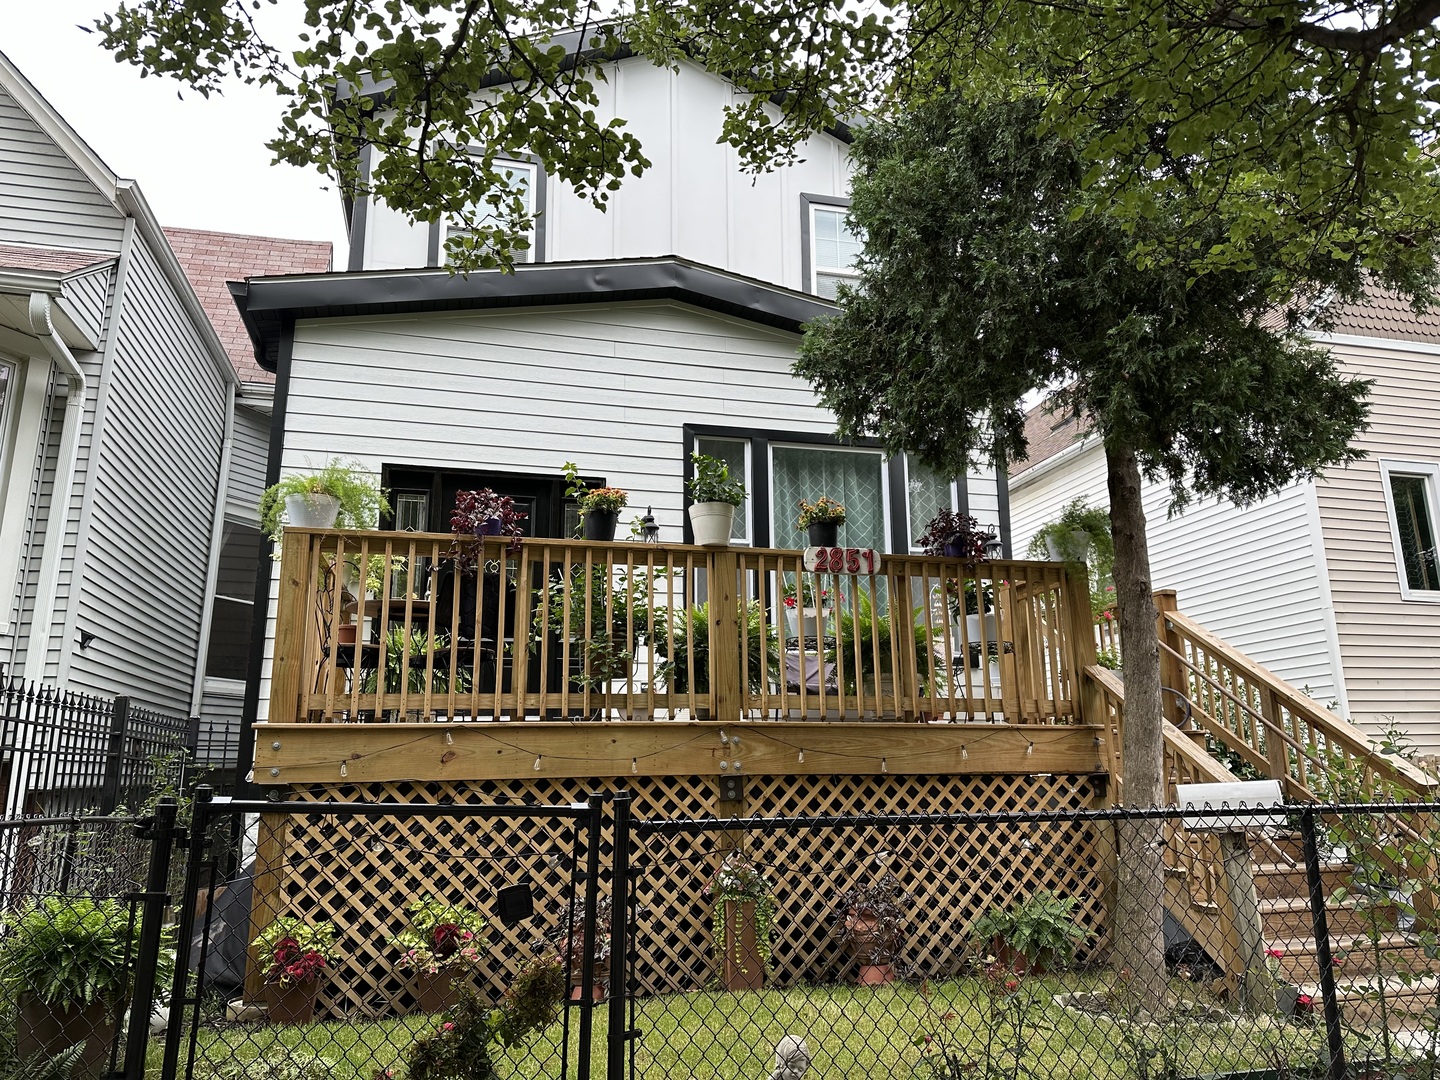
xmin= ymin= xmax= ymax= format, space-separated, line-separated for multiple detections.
xmin=797 ymin=749 xmax=805 ymax=764
xmin=533 ymin=754 xmax=542 ymax=771
xmin=631 ymin=758 xmax=638 ymax=774
xmin=339 ymin=762 xmax=348 ymax=778
xmin=719 ymin=729 xmax=729 ymax=745
xmin=444 ymin=729 xmax=454 ymax=745
xmin=1026 ymin=742 xmax=1034 ymax=757
xmin=961 ymin=746 xmax=968 ymax=761
xmin=881 ymin=757 xmax=888 ymax=773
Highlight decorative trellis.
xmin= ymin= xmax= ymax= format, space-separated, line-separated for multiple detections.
xmin=250 ymin=773 xmax=1110 ymax=1015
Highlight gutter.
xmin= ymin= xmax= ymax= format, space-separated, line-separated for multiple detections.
xmin=20 ymin=290 xmax=87 ymax=686
xmin=190 ymin=380 xmax=237 ymax=715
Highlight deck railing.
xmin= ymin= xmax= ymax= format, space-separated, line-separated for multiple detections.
xmin=268 ymin=529 xmax=1094 ymax=726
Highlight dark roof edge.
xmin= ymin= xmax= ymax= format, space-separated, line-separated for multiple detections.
xmin=234 ymin=258 xmax=834 ymax=371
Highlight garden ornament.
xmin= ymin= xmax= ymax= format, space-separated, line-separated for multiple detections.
xmin=769 ymin=1036 xmax=812 ymax=1080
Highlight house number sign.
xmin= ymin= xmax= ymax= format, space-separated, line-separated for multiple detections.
xmin=802 ymin=547 xmax=881 ymax=574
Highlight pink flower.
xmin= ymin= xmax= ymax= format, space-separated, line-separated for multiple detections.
xmin=1266 ymin=948 xmax=1284 ymax=960
xmin=441 ymin=1022 xmax=455 ymax=1032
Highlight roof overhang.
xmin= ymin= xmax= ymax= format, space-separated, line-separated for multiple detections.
xmin=0 ymin=265 xmax=112 ymax=353
xmin=233 ymin=256 xmax=836 ymax=370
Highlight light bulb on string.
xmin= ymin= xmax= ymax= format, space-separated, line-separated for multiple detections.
xmin=533 ymin=754 xmax=542 ymax=771
xmin=1026 ymin=742 xmax=1034 ymax=757
xmin=797 ymin=749 xmax=805 ymax=764
xmin=881 ymin=757 xmax=888 ymax=774
xmin=631 ymin=758 xmax=638 ymax=774
xmin=339 ymin=762 xmax=348 ymax=778
xmin=444 ymin=729 xmax=454 ymax=745
xmin=961 ymin=746 xmax=968 ymax=761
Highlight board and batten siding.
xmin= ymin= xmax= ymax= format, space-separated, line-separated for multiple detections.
xmin=254 ymin=300 xmax=999 ymax=719
xmin=1009 ymin=439 xmax=1344 ymax=708
xmin=362 ymin=57 xmax=853 ymax=292
xmin=1312 ymin=335 xmax=1440 ymax=752
xmin=61 ymin=233 xmax=228 ymax=715
xmin=0 ymin=86 xmax=123 ymax=253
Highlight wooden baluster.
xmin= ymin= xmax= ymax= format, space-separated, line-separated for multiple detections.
xmin=377 ymin=539 xmax=395 ymax=720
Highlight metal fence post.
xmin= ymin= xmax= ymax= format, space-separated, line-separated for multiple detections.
xmin=1300 ymin=805 xmax=1345 ymax=1080
xmin=99 ymin=696 xmax=131 ymax=814
xmin=161 ymin=785 xmax=213 ymax=1080
xmin=577 ymin=792 xmax=605 ymax=1080
xmin=119 ymin=797 xmax=179 ymax=1080
xmin=608 ymin=790 xmax=632 ymax=1080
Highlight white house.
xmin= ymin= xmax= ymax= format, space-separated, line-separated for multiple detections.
xmin=231 ymin=52 xmax=1011 ymax=753
xmin=1009 ymin=293 xmax=1440 ymax=755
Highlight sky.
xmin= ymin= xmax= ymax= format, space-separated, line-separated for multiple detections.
xmin=5 ymin=3 xmax=352 ymax=260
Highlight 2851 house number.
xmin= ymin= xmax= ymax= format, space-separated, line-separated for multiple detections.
xmin=802 ymin=547 xmax=881 ymax=575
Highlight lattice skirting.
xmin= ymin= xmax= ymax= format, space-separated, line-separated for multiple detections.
xmin=250 ymin=774 xmax=1110 ymax=1017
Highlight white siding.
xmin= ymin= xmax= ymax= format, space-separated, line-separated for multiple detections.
xmin=358 ymin=58 xmax=853 ymax=289
xmin=1010 ymin=441 xmax=1342 ymax=706
xmin=256 ymin=300 xmax=997 ymax=718
xmin=63 ymin=234 xmax=228 ymax=714
xmin=0 ymin=86 xmax=123 ymax=252
xmin=1313 ymin=336 xmax=1440 ymax=751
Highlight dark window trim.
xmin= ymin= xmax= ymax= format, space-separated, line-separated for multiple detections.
xmin=800 ymin=192 xmax=852 ymax=297
xmin=428 ymin=153 xmax=549 ymax=268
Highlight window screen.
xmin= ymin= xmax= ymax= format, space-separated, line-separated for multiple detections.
xmin=1391 ymin=473 xmax=1440 ymax=592
xmin=771 ymin=445 xmax=886 ymax=551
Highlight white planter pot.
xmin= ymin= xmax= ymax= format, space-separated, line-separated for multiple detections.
xmin=952 ymin=613 xmax=999 ymax=659
xmin=785 ymin=605 xmax=833 ymax=638
xmin=1042 ymin=529 xmax=1092 ymax=563
xmin=688 ymin=502 xmax=735 ymax=546
xmin=285 ymin=492 xmax=340 ymax=529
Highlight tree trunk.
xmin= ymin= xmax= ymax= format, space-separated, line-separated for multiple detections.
xmin=1104 ymin=438 xmax=1168 ymax=1011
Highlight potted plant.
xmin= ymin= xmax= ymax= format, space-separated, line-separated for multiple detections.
xmin=781 ymin=577 xmax=842 ymax=640
xmin=652 ymin=600 xmax=779 ymax=700
xmin=686 ymin=452 xmax=745 ymax=546
xmin=706 ymin=851 xmax=777 ymax=992
xmin=829 ymin=592 xmax=933 ymax=704
xmin=258 ymin=458 xmax=390 ymax=547
xmin=564 ymin=462 xmax=630 ymax=542
xmin=796 ymin=496 xmax=847 ymax=547
xmin=836 ymin=871 xmax=908 ymax=985
xmin=1026 ymin=498 xmax=1114 ymax=578
xmin=390 ymin=899 xmax=487 ymax=1012
xmin=970 ymin=890 xmax=1085 ymax=975
xmin=551 ymin=897 xmax=612 ymax=1001
xmin=917 ymin=508 xmax=990 ymax=560
xmin=252 ymin=916 xmax=337 ymax=1024
xmin=0 ymin=897 xmax=174 ymax=1079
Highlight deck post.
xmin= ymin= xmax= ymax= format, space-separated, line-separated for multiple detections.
xmin=268 ymin=529 xmax=312 ymax=726
xmin=708 ymin=549 xmax=742 ymax=721
xmin=1154 ymin=590 xmax=1186 ymax=728
xmin=1218 ymin=829 xmax=1274 ymax=1014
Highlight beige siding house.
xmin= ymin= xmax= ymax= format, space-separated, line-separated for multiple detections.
xmin=1010 ymin=296 xmax=1440 ymax=754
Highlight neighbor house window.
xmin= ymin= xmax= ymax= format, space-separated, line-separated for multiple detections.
xmin=770 ymin=444 xmax=887 ymax=551
xmin=1380 ymin=460 xmax=1440 ymax=598
xmin=204 ymin=523 xmax=262 ymax=682
xmin=695 ymin=436 xmax=751 ymax=543
xmin=808 ymin=203 xmax=861 ymax=299
xmin=444 ymin=159 xmax=539 ymax=264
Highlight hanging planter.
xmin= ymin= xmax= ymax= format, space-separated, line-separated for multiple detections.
xmin=258 ymin=458 xmax=389 ymax=547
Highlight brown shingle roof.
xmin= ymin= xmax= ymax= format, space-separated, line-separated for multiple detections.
xmin=1011 ymin=397 xmax=1090 ymax=477
xmin=0 ymin=242 xmax=112 ymax=275
xmin=163 ymin=227 xmax=332 ymax=383
xmin=1326 ymin=290 xmax=1440 ymax=345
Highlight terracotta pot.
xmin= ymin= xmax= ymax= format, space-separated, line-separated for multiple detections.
xmin=858 ymin=963 xmax=897 ymax=986
xmin=568 ymin=956 xmax=609 ymax=1001
xmin=17 ymin=996 xmax=118 ymax=1080
xmin=990 ymin=937 xmax=1047 ymax=976
xmin=845 ymin=910 xmax=899 ymax=970
xmin=721 ymin=900 xmax=766 ymax=992
xmin=414 ymin=969 xmax=458 ymax=1012
xmin=264 ymin=979 xmax=321 ymax=1024
xmin=337 ymin=623 xmax=358 ymax=645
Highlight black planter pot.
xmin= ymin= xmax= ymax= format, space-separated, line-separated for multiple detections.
xmin=806 ymin=521 xmax=840 ymax=547
xmin=583 ymin=509 xmax=620 ymax=542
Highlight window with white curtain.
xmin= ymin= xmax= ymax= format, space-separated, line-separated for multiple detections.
xmin=770 ymin=444 xmax=886 ymax=550
xmin=444 ymin=159 xmax=538 ymax=264
xmin=905 ymin=454 xmax=955 ymax=551
xmin=810 ymin=205 xmax=862 ymax=299
xmin=696 ymin=436 xmax=750 ymax=542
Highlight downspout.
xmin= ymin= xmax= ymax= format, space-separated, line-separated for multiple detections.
xmin=189 ymin=380 xmax=237 ymax=715
xmin=20 ymin=291 xmax=87 ymax=686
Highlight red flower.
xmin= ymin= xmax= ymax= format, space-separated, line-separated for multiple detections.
xmin=1266 ymin=948 xmax=1284 ymax=960
xmin=1005 ymin=979 xmax=1019 ymax=992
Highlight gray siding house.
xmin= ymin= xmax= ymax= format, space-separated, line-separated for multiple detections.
xmin=0 ymin=50 xmax=327 ymax=794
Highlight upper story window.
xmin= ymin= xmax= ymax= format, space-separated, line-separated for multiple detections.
xmin=442 ymin=158 xmax=541 ymax=265
xmin=905 ymin=454 xmax=956 ymax=552
xmin=1380 ymin=459 xmax=1440 ymax=599
xmin=771 ymin=443 xmax=887 ymax=550
xmin=802 ymin=195 xmax=861 ymax=299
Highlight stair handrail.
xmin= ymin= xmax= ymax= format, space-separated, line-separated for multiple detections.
xmin=1160 ymin=610 xmax=1437 ymax=799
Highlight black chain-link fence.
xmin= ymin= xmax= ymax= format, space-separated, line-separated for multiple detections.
xmin=5 ymin=794 xmax=1440 ymax=1080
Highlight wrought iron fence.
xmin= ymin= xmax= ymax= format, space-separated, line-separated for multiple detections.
xmin=7 ymin=795 xmax=1440 ymax=1080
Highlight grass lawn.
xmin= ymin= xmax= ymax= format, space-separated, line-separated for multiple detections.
xmin=160 ymin=975 xmax=1347 ymax=1080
